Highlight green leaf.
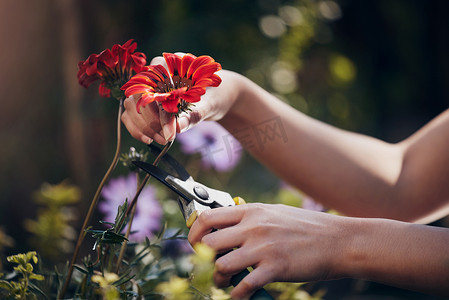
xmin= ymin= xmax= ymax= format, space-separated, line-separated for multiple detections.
xmin=128 ymin=245 xmax=152 ymax=266
xmin=14 ymin=265 xmax=26 ymax=274
xmin=157 ymin=222 xmax=168 ymax=241
xmin=26 ymin=263 xmax=34 ymax=273
xmin=28 ymin=282 xmax=47 ymax=298
xmin=102 ymin=231 xmax=128 ymax=244
xmin=29 ymin=274 xmax=44 ymax=281
xmin=114 ymin=199 xmax=129 ymax=232
xmin=99 ymin=221 xmax=115 ymax=226
xmin=113 ymin=269 xmax=135 ymax=286
xmin=25 ymin=252 xmax=38 ymax=264
xmin=0 ymin=280 xmax=13 ymax=292
xmin=73 ymin=265 xmax=88 ymax=275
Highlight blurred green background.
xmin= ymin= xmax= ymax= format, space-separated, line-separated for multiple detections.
xmin=0 ymin=0 xmax=448 ymax=298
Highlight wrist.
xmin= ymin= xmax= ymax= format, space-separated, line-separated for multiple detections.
xmin=213 ymin=70 xmax=248 ymax=122
xmin=336 ymin=217 xmax=398 ymax=280
xmin=320 ymin=215 xmax=363 ymax=280
xmin=217 ymin=71 xmax=267 ymax=130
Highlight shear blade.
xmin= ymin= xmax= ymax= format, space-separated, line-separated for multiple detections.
xmin=132 ymin=161 xmax=191 ymax=203
xmin=147 ymin=144 xmax=190 ymax=180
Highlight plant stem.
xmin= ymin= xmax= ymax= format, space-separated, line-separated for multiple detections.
xmin=59 ymin=99 xmax=124 ymax=299
xmin=114 ymin=175 xmax=139 ymax=274
xmin=114 ymin=140 xmax=173 ymax=272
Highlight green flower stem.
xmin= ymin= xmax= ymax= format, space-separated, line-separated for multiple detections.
xmin=59 ymin=98 xmax=124 ymax=299
xmin=114 ymin=140 xmax=173 ymax=273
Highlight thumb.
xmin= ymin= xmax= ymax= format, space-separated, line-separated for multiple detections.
xmin=177 ymin=103 xmax=209 ymax=133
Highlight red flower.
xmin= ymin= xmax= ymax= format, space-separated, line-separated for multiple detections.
xmin=121 ymin=53 xmax=222 ymax=114
xmin=77 ymin=39 xmax=147 ymax=99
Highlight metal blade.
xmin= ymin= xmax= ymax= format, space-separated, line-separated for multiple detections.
xmin=132 ymin=161 xmax=192 ymax=203
xmin=147 ymin=144 xmax=191 ymax=181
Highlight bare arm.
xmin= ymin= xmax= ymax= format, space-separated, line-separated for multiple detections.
xmin=217 ymin=72 xmax=449 ymax=222
xmin=344 ymin=215 xmax=449 ymax=296
xmin=188 ymin=203 xmax=449 ymax=299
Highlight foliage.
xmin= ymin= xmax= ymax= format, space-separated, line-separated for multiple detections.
xmin=0 ymin=251 xmax=44 ymax=300
xmin=0 ymin=158 xmax=324 ymax=299
xmin=24 ymin=182 xmax=80 ymax=260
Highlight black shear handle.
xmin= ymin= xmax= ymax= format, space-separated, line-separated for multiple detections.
xmin=216 ymin=252 xmax=273 ymax=300
xmin=231 ymin=269 xmax=273 ymax=300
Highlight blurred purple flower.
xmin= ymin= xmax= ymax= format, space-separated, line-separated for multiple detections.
xmin=281 ymin=181 xmax=325 ymax=212
xmin=177 ymin=121 xmax=242 ymax=171
xmin=302 ymin=196 xmax=325 ymax=212
xmin=161 ymin=228 xmax=193 ymax=259
xmin=99 ymin=174 xmax=162 ymax=242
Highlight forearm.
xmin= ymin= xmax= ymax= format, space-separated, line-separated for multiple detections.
xmin=218 ymin=73 xmax=405 ymax=218
xmin=340 ymin=217 xmax=449 ymax=296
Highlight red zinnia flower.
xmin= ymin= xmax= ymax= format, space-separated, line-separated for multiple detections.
xmin=77 ymin=39 xmax=147 ymax=99
xmin=121 ymin=53 xmax=222 ymax=114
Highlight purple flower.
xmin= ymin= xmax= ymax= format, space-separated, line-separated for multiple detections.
xmin=302 ymin=196 xmax=325 ymax=212
xmin=280 ymin=182 xmax=325 ymax=212
xmin=177 ymin=121 xmax=242 ymax=171
xmin=161 ymin=228 xmax=193 ymax=259
xmin=99 ymin=174 xmax=162 ymax=242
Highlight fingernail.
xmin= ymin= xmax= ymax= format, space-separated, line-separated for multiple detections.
xmin=178 ymin=116 xmax=189 ymax=133
xmin=154 ymin=133 xmax=167 ymax=145
xmin=163 ymin=124 xmax=174 ymax=141
xmin=146 ymin=137 xmax=153 ymax=145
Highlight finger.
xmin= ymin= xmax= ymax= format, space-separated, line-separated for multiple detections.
xmin=174 ymin=51 xmax=187 ymax=57
xmin=177 ymin=109 xmax=204 ymax=133
xmin=178 ymin=91 xmax=218 ymax=133
xmin=123 ymin=96 xmax=167 ymax=144
xmin=201 ymin=226 xmax=245 ymax=253
xmin=150 ymin=55 xmax=166 ymax=66
xmin=230 ymin=266 xmax=272 ymax=300
xmin=121 ymin=111 xmax=153 ymax=144
xmin=188 ymin=206 xmax=246 ymax=245
xmin=135 ymin=100 xmax=168 ymax=145
xmin=159 ymin=108 xmax=176 ymax=141
xmin=213 ymin=247 xmax=259 ymax=288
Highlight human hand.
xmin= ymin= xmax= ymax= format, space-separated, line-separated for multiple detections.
xmin=188 ymin=203 xmax=349 ymax=299
xmin=121 ymin=53 xmax=241 ymax=145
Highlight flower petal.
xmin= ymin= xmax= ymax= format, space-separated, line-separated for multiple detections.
xmin=78 ymin=72 xmax=98 ymax=88
xmin=122 ymin=73 xmax=157 ymax=90
xmin=186 ymin=55 xmax=215 ymax=79
xmin=161 ymin=99 xmax=180 ymax=113
xmin=180 ymin=54 xmax=196 ymax=78
xmin=77 ymin=40 xmax=147 ymax=98
xmin=192 ymin=62 xmax=222 ymax=84
xmin=136 ymin=93 xmax=156 ymax=113
xmin=98 ymin=82 xmax=111 ymax=97
xmin=122 ymin=39 xmax=137 ymax=52
xmin=131 ymin=52 xmax=147 ymax=72
xmin=209 ymin=74 xmax=222 ymax=87
xmin=163 ymin=53 xmax=182 ymax=77
xmin=193 ymin=77 xmax=215 ymax=89
xmin=124 ymin=84 xmax=155 ymax=98
xmin=182 ymin=86 xmax=206 ymax=103
xmin=86 ymin=60 xmax=99 ymax=76
xmin=99 ymin=49 xmax=118 ymax=69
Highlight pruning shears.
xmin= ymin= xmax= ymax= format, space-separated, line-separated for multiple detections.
xmin=133 ymin=144 xmax=273 ymax=300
